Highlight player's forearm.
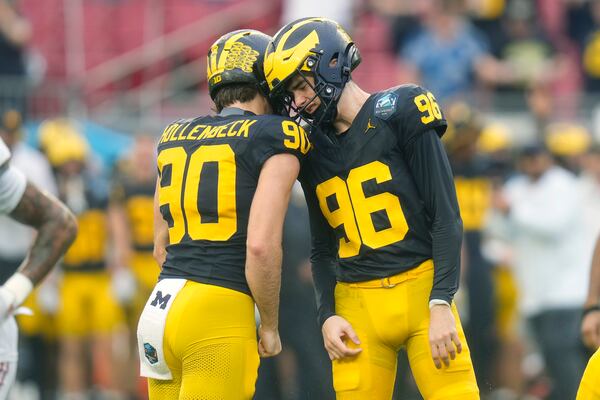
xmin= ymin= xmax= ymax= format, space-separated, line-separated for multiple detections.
xmin=405 ymin=130 xmax=462 ymax=303
xmin=311 ymin=259 xmax=337 ymax=326
xmin=585 ymin=236 xmax=600 ymax=307
xmin=430 ymin=220 xmax=462 ymax=303
xmin=246 ymin=244 xmax=282 ymax=330
xmin=153 ymin=179 xmax=168 ymax=267
xmin=108 ymin=204 xmax=132 ymax=267
xmin=10 ymin=183 xmax=77 ymax=284
xmin=303 ymin=180 xmax=339 ymax=325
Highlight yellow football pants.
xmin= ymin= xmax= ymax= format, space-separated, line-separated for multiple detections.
xmin=131 ymin=251 xmax=160 ymax=292
xmin=57 ymin=272 xmax=124 ymax=337
xmin=577 ymin=347 xmax=600 ymax=400
xmin=333 ymin=260 xmax=479 ymax=400
xmin=130 ymin=251 xmax=161 ymax=329
xmin=148 ymin=281 xmax=259 ymax=400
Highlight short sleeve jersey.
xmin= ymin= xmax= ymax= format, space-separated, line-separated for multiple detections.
xmin=300 ymin=84 xmax=447 ymax=282
xmin=157 ymin=108 xmax=310 ymax=295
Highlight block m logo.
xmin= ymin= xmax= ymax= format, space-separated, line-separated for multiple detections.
xmin=150 ymin=291 xmax=172 ymax=310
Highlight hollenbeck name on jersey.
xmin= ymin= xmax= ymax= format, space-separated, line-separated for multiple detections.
xmin=159 ymin=119 xmax=258 ymax=144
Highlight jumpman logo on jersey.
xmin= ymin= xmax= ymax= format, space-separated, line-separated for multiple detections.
xmin=364 ymin=118 xmax=376 ymax=133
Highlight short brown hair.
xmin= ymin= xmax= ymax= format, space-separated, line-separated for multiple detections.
xmin=213 ymin=83 xmax=260 ymax=112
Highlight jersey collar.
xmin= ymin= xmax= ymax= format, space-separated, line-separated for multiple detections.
xmin=219 ymin=107 xmax=256 ymax=117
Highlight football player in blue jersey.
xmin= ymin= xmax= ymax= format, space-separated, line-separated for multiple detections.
xmin=264 ymin=17 xmax=479 ymax=399
xmin=138 ymin=29 xmax=310 ymax=399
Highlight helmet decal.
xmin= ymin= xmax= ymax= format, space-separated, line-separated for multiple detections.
xmin=264 ymin=17 xmax=361 ymax=126
xmin=207 ymin=29 xmax=272 ymax=100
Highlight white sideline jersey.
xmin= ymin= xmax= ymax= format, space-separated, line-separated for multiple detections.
xmin=0 ymin=138 xmax=27 ymax=366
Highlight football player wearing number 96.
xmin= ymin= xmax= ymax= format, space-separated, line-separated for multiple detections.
xmin=137 ymin=29 xmax=310 ymax=400
xmin=264 ymin=17 xmax=479 ymax=399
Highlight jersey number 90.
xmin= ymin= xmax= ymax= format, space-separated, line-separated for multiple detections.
xmin=157 ymin=145 xmax=237 ymax=244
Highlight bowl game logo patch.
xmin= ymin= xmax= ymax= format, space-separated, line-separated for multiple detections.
xmin=374 ymin=92 xmax=398 ymax=120
xmin=144 ymin=343 xmax=159 ymax=365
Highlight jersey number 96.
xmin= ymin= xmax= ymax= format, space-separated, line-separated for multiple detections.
xmin=316 ymin=161 xmax=409 ymax=258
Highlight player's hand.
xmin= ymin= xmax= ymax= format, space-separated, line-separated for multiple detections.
xmin=0 ymin=286 xmax=16 ymax=320
xmin=257 ymin=325 xmax=281 ymax=358
xmin=429 ymin=304 xmax=462 ymax=369
xmin=322 ymin=315 xmax=362 ymax=361
xmin=581 ymin=310 xmax=600 ymax=350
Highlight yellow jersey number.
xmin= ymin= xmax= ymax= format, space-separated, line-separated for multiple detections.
xmin=316 ymin=161 xmax=408 ymax=258
xmin=63 ymin=210 xmax=107 ymax=266
xmin=126 ymin=196 xmax=155 ymax=247
xmin=414 ymin=92 xmax=442 ymax=124
xmin=282 ymin=120 xmax=311 ymax=154
xmin=157 ymin=144 xmax=237 ymax=244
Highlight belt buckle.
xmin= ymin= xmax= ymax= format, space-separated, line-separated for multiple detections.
xmin=381 ymin=277 xmax=396 ymax=288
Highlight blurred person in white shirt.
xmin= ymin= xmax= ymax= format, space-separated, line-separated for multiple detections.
xmin=0 ymin=109 xmax=57 ymax=281
xmin=493 ymin=144 xmax=589 ymax=400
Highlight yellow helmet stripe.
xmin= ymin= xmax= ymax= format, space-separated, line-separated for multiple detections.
xmin=275 ymin=17 xmax=321 ymax=55
xmin=207 ymin=31 xmax=249 ymax=79
xmin=208 ymin=44 xmax=219 ymax=77
xmin=266 ymin=19 xmax=322 ymax=89
xmin=217 ymin=31 xmax=249 ymax=71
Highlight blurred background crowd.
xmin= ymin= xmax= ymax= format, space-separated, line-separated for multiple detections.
xmin=0 ymin=0 xmax=599 ymax=399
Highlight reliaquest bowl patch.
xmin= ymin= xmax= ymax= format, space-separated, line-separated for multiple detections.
xmin=374 ymin=92 xmax=398 ymax=120
xmin=144 ymin=343 xmax=159 ymax=365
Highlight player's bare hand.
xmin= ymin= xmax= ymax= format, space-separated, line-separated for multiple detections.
xmin=429 ymin=304 xmax=462 ymax=369
xmin=258 ymin=325 xmax=282 ymax=358
xmin=581 ymin=310 xmax=600 ymax=350
xmin=322 ymin=315 xmax=362 ymax=360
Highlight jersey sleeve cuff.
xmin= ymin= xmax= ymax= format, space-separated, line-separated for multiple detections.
xmin=317 ymin=311 xmax=336 ymax=327
xmin=428 ymin=299 xmax=451 ymax=309
xmin=429 ymin=291 xmax=454 ymax=307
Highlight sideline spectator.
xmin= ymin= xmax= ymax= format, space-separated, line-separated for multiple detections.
xmin=492 ymin=145 xmax=588 ymax=400
xmin=399 ymin=0 xmax=514 ymax=104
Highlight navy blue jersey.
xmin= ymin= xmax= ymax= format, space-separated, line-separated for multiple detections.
xmin=157 ymin=108 xmax=309 ymax=295
xmin=300 ymin=85 xmax=463 ymax=324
